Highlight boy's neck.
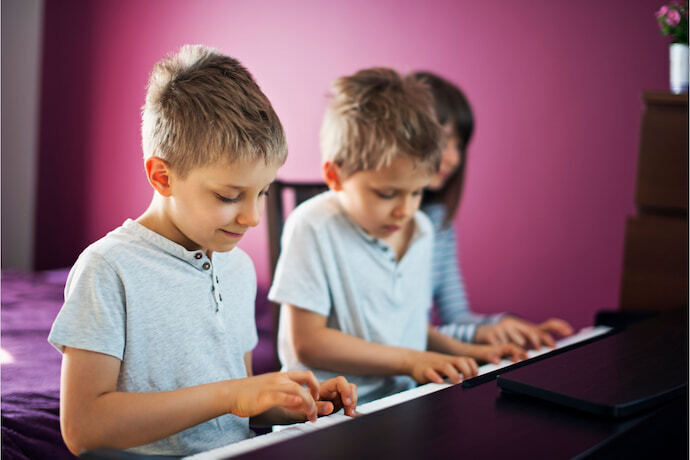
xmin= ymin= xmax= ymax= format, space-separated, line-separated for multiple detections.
xmin=384 ymin=218 xmax=416 ymax=262
xmin=136 ymin=196 xmax=210 ymax=257
xmin=335 ymin=195 xmax=417 ymax=262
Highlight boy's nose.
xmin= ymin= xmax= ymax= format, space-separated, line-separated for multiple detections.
xmin=237 ymin=201 xmax=261 ymax=227
xmin=392 ymin=196 xmax=417 ymax=219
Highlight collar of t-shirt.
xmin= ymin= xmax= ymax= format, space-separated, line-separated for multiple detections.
xmin=121 ymin=219 xmax=215 ymax=273
xmin=332 ymin=201 xmax=429 ymax=263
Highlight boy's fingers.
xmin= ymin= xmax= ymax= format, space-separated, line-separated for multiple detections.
xmin=286 ymin=370 xmax=320 ymax=400
xmin=442 ymin=362 xmax=462 ymax=384
xmin=347 ymin=383 xmax=358 ymax=416
xmin=329 ymin=376 xmax=354 ymax=406
xmin=270 ymin=392 xmax=303 ymax=409
xmin=280 ymin=382 xmax=318 ymax=421
xmin=316 ymin=400 xmax=335 ymax=416
xmin=487 ymin=351 xmax=500 ymax=364
xmin=469 ymin=358 xmax=479 ymax=376
xmin=424 ymin=367 xmax=444 ymax=384
xmin=454 ymin=359 xmax=473 ymax=379
xmin=509 ymin=344 xmax=527 ymax=362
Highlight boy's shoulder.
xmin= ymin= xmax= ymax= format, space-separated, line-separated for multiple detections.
xmin=414 ymin=208 xmax=434 ymax=236
xmin=79 ymin=220 xmax=143 ymax=263
xmin=286 ymin=190 xmax=344 ymax=231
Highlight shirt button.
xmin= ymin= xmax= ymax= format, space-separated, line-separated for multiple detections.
xmin=216 ymin=276 xmax=219 ymax=283
xmin=219 ymin=294 xmax=223 ymax=301
xmin=202 ymin=262 xmax=211 ymax=270
xmin=194 ymin=252 xmax=202 ymax=259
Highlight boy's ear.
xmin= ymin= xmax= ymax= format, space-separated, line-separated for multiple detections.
xmin=145 ymin=156 xmax=174 ymax=197
xmin=322 ymin=161 xmax=343 ymax=191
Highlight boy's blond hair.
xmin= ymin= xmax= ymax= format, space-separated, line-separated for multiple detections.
xmin=320 ymin=67 xmax=442 ymax=178
xmin=142 ymin=44 xmax=287 ymax=176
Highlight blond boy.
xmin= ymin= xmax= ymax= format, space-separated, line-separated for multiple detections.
xmin=48 ymin=45 xmax=356 ymax=456
xmin=269 ymin=68 xmax=523 ymax=404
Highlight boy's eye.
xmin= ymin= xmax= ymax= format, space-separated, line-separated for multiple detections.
xmin=412 ymin=189 xmax=423 ymax=197
xmin=216 ymin=193 xmax=240 ymax=203
xmin=374 ymin=190 xmax=395 ymax=199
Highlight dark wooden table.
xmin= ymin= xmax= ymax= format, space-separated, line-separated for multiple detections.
xmin=234 ymin=311 xmax=688 ymax=460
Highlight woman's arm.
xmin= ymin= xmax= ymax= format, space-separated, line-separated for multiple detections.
xmin=430 ymin=215 xmax=503 ymax=341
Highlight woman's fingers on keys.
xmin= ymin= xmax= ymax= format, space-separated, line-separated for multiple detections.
xmin=538 ymin=330 xmax=556 ymax=348
xmin=505 ymin=327 xmax=526 ymax=347
xmin=494 ymin=327 xmax=510 ymax=345
xmin=540 ymin=318 xmax=574 ymax=337
xmin=286 ymin=370 xmax=321 ymax=400
xmin=515 ymin=323 xmax=542 ymax=349
xmin=485 ymin=330 xmax=500 ymax=346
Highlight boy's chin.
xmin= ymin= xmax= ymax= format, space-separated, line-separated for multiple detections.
xmin=207 ymin=240 xmax=241 ymax=254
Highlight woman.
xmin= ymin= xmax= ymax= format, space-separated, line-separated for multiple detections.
xmin=413 ymin=71 xmax=573 ymax=349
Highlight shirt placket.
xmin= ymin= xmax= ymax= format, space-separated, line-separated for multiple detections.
xmin=377 ymin=240 xmax=403 ymax=299
xmin=194 ymin=251 xmax=223 ymax=313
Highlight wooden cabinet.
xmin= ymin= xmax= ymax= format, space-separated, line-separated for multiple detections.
xmin=619 ymin=92 xmax=688 ymax=311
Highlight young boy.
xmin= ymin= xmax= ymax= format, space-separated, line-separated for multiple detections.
xmin=48 ymin=45 xmax=356 ymax=457
xmin=268 ymin=68 xmax=524 ymax=404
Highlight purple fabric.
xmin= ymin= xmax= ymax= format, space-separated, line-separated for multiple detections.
xmin=1 ymin=269 xmax=74 ymax=459
xmin=0 ymin=268 xmax=278 ymax=458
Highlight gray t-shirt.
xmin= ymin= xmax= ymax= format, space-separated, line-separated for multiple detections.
xmin=268 ymin=191 xmax=433 ymax=404
xmin=48 ymin=219 xmax=258 ymax=456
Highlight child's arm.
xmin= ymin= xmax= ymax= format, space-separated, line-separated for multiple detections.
xmin=60 ymin=347 xmax=326 ymax=455
xmin=286 ymin=304 xmax=478 ymax=384
xmin=475 ymin=317 xmax=574 ymax=349
xmin=427 ymin=325 xmax=527 ymax=364
xmin=245 ymin=353 xmax=358 ymax=427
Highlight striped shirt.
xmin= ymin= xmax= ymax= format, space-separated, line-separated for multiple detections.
xmin=423 ymin=203 xmax=503 ymax=342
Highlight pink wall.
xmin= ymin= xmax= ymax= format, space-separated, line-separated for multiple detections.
xmin=36 ymin=0 xmax=668 ymax=327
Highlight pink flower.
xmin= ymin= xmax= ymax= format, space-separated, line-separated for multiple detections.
xmin=666 ymin=9 xmax=681 ymax=25
xmin=657 ymin=5 xmax=669 ymax=17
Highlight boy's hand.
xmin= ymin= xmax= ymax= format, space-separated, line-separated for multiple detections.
xmin=466 ymin=343 xmax=528 ymax=365
xmin=408 ymin=351 xmax=478 ymax=384
xmin=316 ymin=376 xmax=358 ymax=417
xmin=229 ymin=370 xmax=321 ymax=422
xmin=475 ymin=316 xmax=574 ymax=349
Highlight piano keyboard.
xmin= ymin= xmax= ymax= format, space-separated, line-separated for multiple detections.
xmin=187 ymin=325 xmax=613 ymax=459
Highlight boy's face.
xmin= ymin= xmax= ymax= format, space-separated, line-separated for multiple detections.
xmin=335 ymin=156 xmax=432 ymax=241
xmin=166 ymin=158 xmax=280 ymax=254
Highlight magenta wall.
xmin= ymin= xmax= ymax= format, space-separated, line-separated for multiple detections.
xmin=36 ymin=0 xmax=668 ymax=327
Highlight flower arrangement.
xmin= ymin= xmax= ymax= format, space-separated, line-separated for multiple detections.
xmin=656 ymin=2 xmax=689 ymax=44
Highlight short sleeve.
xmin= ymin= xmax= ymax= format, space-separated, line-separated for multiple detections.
xmin=48 ymin=250 xmax=126 ymax=359
xmin=267 ymin=211 xmax=331 ymax=316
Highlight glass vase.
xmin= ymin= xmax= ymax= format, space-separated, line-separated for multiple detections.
xmin=669 ymin=43 xmax=689 ymax=94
